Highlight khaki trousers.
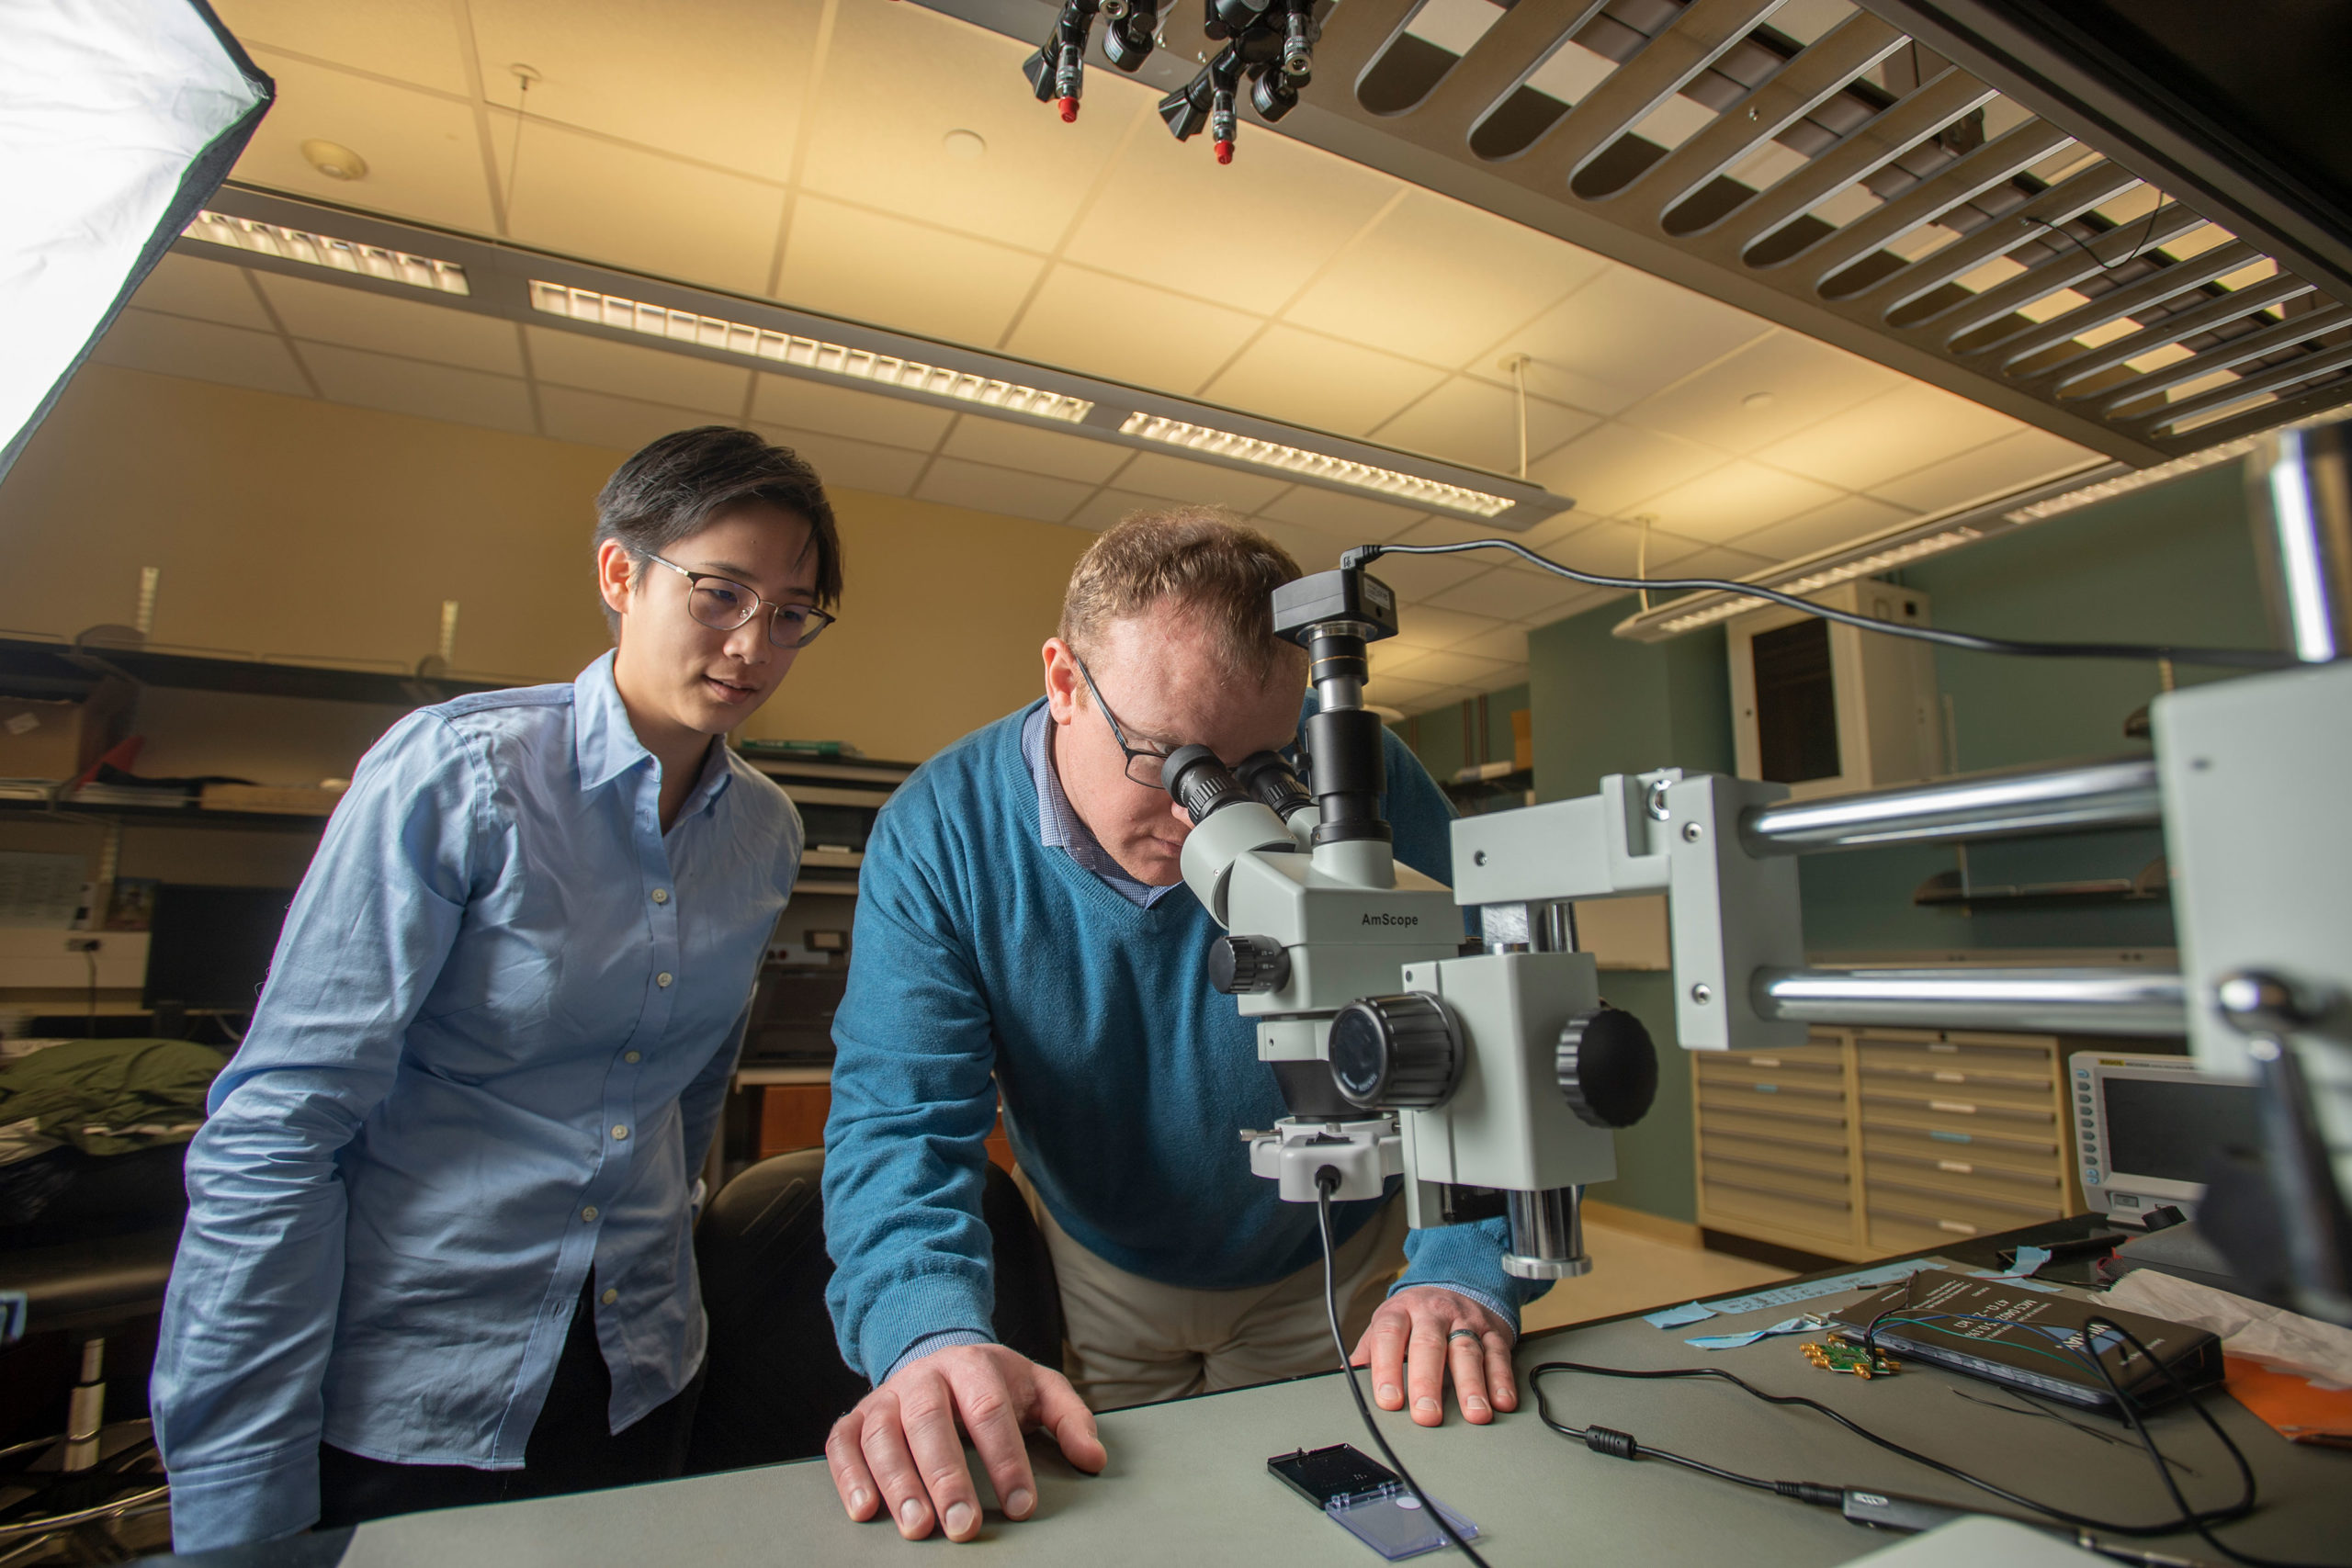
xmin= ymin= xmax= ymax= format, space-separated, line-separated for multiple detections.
xmin=1021 ymin=1177 xmax=1408 ymax=1413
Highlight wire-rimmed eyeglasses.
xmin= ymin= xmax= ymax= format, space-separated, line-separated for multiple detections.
xmin=644 ymin=553 xmax=835 ymax=649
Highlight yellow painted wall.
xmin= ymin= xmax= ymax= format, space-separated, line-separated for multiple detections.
xmin=0 ymin=364 xmax=1090 ymax=766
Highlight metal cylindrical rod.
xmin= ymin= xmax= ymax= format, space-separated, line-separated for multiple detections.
xmin=1742 ymin=758 xmax=2161 ymax=854
xmin=1536 ymin=901 xmax=1576 ymax=953
xmin=1501 ymin=1186 xmax=1590 ymax=1280
xmin=1754 ymin=966 xmax=2186 ymax=1035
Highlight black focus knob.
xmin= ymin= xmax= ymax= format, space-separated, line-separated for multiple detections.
xmin=1329 ymin=993 xmax=1463 ymax=1111
xmin=1556 ymin=1007 xmax=1658 ymax=1129
xmin=1209 ymin=934 xmax=1290 ymax=995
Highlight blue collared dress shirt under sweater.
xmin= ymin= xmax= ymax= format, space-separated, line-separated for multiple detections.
xmin=152 ymin=653 xmax=801 ymax=1551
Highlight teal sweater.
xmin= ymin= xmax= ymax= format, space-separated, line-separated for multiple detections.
xmin=823 ymin=702 xmax=1543 ymax=1381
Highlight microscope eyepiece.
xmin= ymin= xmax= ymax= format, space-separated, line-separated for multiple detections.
xmin=1235 ymin=750 xmax=1312 ymax=819
xmin=1164 ymin=743 xmax=1250 ymax=824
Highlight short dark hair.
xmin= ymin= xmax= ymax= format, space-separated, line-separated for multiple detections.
xmin=593 ymin=427 xmax=842 ymax=628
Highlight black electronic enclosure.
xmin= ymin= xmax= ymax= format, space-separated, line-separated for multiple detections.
xmin=1271 ymin=569 xmax=1399 ymax=644
xmin=1268 ymin=1444 xmax=1397 ymax=1509
xmin=142 ymin=884 xmax=298 ymax=1013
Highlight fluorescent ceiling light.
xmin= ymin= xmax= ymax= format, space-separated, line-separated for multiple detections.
xmin=530 ymin=281 xmax=1091 ymax=423
xmin=1648 ymin=527 xmax=1988 ymax=637
xmin=1119 ymin=412 xmax=1516 ymax=517
xmin=184 ymin=209 xmax=469 ymax=294
xmin=2002 ymin=434 xmax=2269 ymax=524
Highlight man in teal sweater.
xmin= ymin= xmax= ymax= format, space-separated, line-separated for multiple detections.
xmin=821 ymin=510 xmax=1546 ymax=1543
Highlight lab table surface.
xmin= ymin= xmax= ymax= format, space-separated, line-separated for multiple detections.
xmin=160 ymin=1241 xmax=2350 ymax=1568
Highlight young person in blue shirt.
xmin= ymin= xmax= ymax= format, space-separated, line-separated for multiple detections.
xmin=821 ymin=510 xmax=1548 ymax=1544
xmin=152 ymin=427 xmax=840 ymax=1551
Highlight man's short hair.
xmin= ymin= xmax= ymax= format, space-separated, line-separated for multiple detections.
xmin=594 ymin=426 xmax=842 ymax=631
xmin=1059 ymin=506 xmax=1306 ymax=687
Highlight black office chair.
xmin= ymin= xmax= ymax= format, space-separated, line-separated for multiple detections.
xmin=685 ymin=1149 xmax=1064 ymax=1475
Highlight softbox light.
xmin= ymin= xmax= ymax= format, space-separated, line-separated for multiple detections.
xmin=0 ymin=0 xmax=272 ymax=481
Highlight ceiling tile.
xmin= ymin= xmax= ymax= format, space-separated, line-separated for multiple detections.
xmin=914 ymin=457 xmax=1093 ymax=525
xmin=88 ymin=310 xmax=311 ymax=399
xmin=1369 ymin=376 xmax=1598 ymax=477
xmin=778 ymin=198 xmax=1044 ymax=350
xmin=799 ymin=0 xmax=1146 ymax=248
xmin=1656 ymin=543 xmax=1779 ymax=583
xmin=1383 ymin=604 xmax=1513 ymax=653
xmin=1369 ymin=547 xmax=1497 ymax=602
xmin=215 ymin=0 xmax=472 ymax=93
xmin=1203 ymin=326 xmax=1447 ymax=439
xmin=1065 ymin=488 xmax=1170 ymax=533
xmin=231 ymin=53 xmax=498 ymax=233
xmin=1389 ymin=515 xmax=1525 ymax=551
xmin=1866 ymin=427 xmax=2102 ymax=512
xmin=1527 ymin=421 xmax=1728 ymax=517
xmin=1061 ymin=117 xmax=1398 ymax=306
xmin=258 ymin=272 xmax=523 ymax=375
xmin=1487 ymin=265 xmax=1770 ymax=415
xmin=941 ymin=415 xmax=1132 ymax=484
xmin=1525 ymin=517 xmax=1710 ymax=581
xmin=1452 ymin=622 xmax=1532 ymax=663
xmin=1283 ymin=189 xmax=1609 ymax=368
xmin=1751 ymin=382 xmax=2025 ymax=491
xmin=501 ymin=116 xmax=784 ymax=295
xmin=1638 ymin=460 xmax=1846 ymax=544
xmin=131 ymin=254 xmax=271 ymax=329
xmin=1388 ymin=648 xmax=1520 ymax=689
xmin=1102 ymin=451 xmax=1291 ymax=513
xmin=1001 ymin=265 xmax=1261 ymax=397
xmin=1365 ymin=675 xmax=1448 ymax=708
xmin=1728 ymin=494 xmax=1917 ymax=561
xmin=1254 ymin=487 xmax=1430 ymax=542
xmin=467 ymin=0 xmax=821 ymax=182
xmin=1427 ymin=565 xmax=1594 ymax=623
xmin=296 ymin=342 xmax=537 ymax=435
xmin=1368 ymin=642 xmax=1433 ymax=678
xmin=752 ymin=423 xmax=929 ymax=500
xmin=749 ymin=374 xmax=953 ymax=452
xmin=537 ymin=385 xmax=712 ymax=453
xmin=526 ymin=325 xmax=748 ymax=413
xmin=1618 ymin=330 xmax=1907 ymax=455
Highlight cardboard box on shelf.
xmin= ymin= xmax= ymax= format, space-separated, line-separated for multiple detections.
xmin=0 ymin=678 xmax=133 ymax=783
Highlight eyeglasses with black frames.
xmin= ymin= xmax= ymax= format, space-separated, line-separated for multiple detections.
xmin=643 ymin=553 xmax=836 ymax=649
xmin=1072 ymin=652 xmax=1178 ymax=789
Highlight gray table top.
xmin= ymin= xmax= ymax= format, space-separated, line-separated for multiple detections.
xmin=332 ymin=1266 xmax=2351 ymax=1568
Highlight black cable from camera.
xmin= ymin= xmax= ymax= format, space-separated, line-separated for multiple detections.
xmin=1314 ymin=1172 xmax=1491 ymax=1567
xmin=1340 ymin=541 xmax=2301 ymax=670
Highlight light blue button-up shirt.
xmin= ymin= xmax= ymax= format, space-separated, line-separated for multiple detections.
xmin=152 ymin=653 xmax=801 ymax=1551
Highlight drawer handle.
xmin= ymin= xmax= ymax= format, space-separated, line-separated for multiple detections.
xmin=1937 ymin=1219 xmax=1979 ymax=1235
xmin=1929 ymin=1131 xmax=1973 ymax=1145
xmin=1930 ymin=1100 xmax=1976 ymax=1114
xmin=1751 ymin=1056 xmax=1781 ymax=1068
xmin=1932 ymin=1071 xmax=1965 ymax=1084
xmin=1936 ymin=1159 xmax=1973 ymax=1175
xmin=1754 ymin=1083 xmax=1779 ymax=1094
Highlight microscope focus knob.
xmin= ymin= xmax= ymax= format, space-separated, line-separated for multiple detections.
xmin=1329 ymin=993 xmax=1464 ymax=1111
xmin=1209 ymin=934 xmax=1290 ymax=995
xmin=1556 ymin=1008 xmax=1658 ymax=1129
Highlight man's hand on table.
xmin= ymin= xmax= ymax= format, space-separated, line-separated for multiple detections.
xmin=826 ymin=1342 xmax=1106 ymax=1542
xmin=1351 ymin=1286 xmax=1517 ymax=1427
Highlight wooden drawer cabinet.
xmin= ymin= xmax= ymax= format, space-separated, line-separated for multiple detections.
xmin=1694 ymin=1026 xmax=2084 ymax=1263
